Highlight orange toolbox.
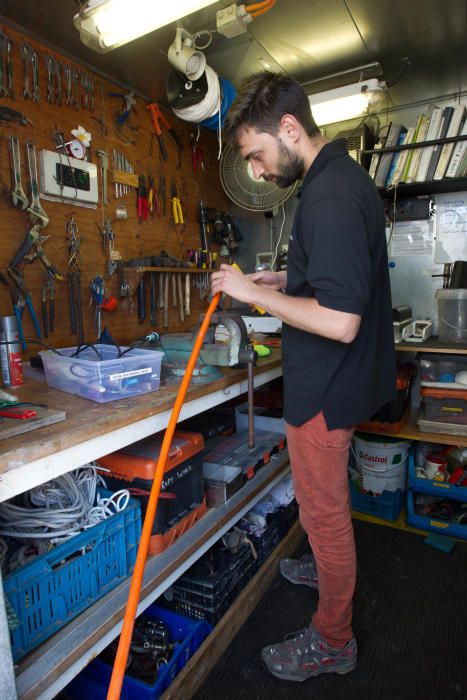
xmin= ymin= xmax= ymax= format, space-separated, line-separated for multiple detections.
xmin=97 ymin=431 xmax=206 ymax=555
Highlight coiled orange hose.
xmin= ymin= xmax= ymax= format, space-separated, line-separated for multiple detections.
xmin=107 ymin=292 xmax=221 ymax=699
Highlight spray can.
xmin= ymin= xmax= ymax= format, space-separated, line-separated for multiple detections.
xmin=0 ymin=316 xmax=23 ymax=387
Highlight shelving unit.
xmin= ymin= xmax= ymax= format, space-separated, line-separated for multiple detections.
xmin=0 ymin=353 xmax=286 ymax=700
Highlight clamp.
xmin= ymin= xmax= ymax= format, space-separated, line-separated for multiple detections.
xmin=147 ymin=103 xmax=183 ymax=164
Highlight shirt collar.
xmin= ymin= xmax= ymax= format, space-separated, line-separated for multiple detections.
xmin=297 ymin=138 xmax=348 ymax=198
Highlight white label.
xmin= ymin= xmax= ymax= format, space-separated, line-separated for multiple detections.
xmin=109 ymin=367 xmax=152 ymax=381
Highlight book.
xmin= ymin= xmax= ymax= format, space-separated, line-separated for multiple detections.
xmin=369 ymin=124 xmax=391 ymax=181
xmin=405 ymin=114 xmax=430 ymax=183
xmin=457 ymin=146 xmax=467 ymax=178
xmin=434 ymin=105 xmax=466 ymax=179
xmin=385 ymin=128 xmax=408 ymax=187
xmin=425 ymin=106 xmax=454 ymax=182
xmin=414 ymin=107 xmax=444 ymax=182
xmin=445 ymin=118 xmax=467 ymax=177
xmin=400 ymin=115 xmax=424 ymax=183
xmin=389 ymin=127 xmax=415 ymax=186
xmin=375 ymin=123 xmax=405 ymax=187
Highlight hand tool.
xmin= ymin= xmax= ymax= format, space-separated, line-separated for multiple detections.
xmin=150 ymin=272 xmax=157 ymax=325
xmin=11 ymin=224 xmax=63 ymax=280
xmin=0 ymin=408 xmax=37 ymax=419
xmin=185 ymin=272 xmax=191 ymax=316
xmin=177 ymin=273 xmax=185 ymax=322
xmin=64 ymin=64 xmax=73 ymax=105
xmin=137 ymin=279 xmax=146 ymax=321
xmin=0 ymin=106 xmax=32 ymax=126
xmin=31 ymin=49 xmax=40 ymax=103
xmin=147 ymin=103 xmax=183 ymax=163
xmin=21 ymin=43 xmax=33 ymax=99
xmin=90 ymin=275 xmax=104 ymax=340
xmin=171 ymin=182 xmax=184 ymax=224
xmin=8 ymin=135 xmax=28 ymax=210
xmin=0 ymin=31 xmax=11 ymax=97
xmin=137 ymin=175 xmax=149 ymax=222
xmin=41 ymin=275 xmax=55 ymax=338
xmin=96 ymin=149 xmax=109 ymax=205
xmin=190 ymin=130 xmax=205 ymax=174
xmin=7 ymin=267 xmax=42 ymax=348
xmin=65 ymin=214 xmax=81 ymax=269
xmin=67 ymin=271 xmax=84 ymax=343
xmin=109 ymin=90 xmax=136 ymax=125
xmin=26 ymin=141 xmax=49 ymax=227
xmin=163 ymin=273 xmax=169 ymax=328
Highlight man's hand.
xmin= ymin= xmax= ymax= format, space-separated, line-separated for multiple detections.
xmin=248 ymin=270 xmax=287 ymax=290
xmin=211 ymin=264 xmax=259 ymax=305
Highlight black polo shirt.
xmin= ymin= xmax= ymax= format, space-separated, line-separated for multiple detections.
xmin=283 ymin=138 xmax=396 ymax=429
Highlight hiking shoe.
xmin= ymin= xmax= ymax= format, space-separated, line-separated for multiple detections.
xmin=261 ymin=624 xmax=357 ymax=682
xmin=280 ymin=554 xmax=319 ymax=590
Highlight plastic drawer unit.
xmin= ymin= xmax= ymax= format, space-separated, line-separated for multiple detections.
xmin=97 ymin=431 xmax=206 ymax=555
xmin=420 ymin=387 xmax=467 ymax=425
xmin=40 ymin=345 xmax=163 ymax=402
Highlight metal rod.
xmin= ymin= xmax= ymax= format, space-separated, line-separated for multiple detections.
xmin=247 ymin=358 xmax=255 ymax=449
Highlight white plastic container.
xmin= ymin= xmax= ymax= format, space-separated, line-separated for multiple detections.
xmin=435 ymin=288 xmax=467 ymax=344
xmin=40 ymin=345 xmax=163 ymax=402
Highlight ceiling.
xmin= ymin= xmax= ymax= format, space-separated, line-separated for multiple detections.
xmin=1 ymin=0 xmax=466 ymax=114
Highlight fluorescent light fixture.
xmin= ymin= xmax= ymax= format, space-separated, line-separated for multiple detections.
xmin=308 ymin=78 xmax=385 ymax=126
xmin=74 ymin=0 xmax=219 ymax=53
xmin=168 ymin=27 xmax=206 ymax=81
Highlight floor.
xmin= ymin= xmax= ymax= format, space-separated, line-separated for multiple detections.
xmin=193 ymin=518 xmax=467 ymax=700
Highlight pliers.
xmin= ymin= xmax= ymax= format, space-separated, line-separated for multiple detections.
xmin=7 ymin=267 xmax=42 ymax=349
xmin=171 ymin=182 xmax=184 ymax=224
xmin=41 ymin=276 xmax=55 ymax=338
xmin=137 ymin=175 xmax=149 ymax=222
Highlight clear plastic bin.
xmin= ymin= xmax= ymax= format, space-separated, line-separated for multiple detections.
xmin=420 ymin=354 xmax=467 ymax=388
xmin=435 ymin=289 xmax=467 ymax=344
xmin=40 ymin=345 xmax=163 ymax=402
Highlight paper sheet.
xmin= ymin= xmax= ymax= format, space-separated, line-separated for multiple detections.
xmin=434 ymin=193 xmax=467 ymax=263
xmin=390 ymin=219 xmax=434 ymax=256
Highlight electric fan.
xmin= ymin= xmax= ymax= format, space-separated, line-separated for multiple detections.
xmin=220 ymin=144 xmax=297 ymax=212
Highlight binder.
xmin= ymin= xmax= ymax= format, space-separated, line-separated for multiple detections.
xmin=425 ymin=106 xmax=454 ymax=182
xmin=401 ymin=115 xmax=424 ymax=183
xmin=385 ymin=128 xmax=408 ymax=187
xmin=414 ymin=107 xmax=444 ymax=182
xmin=434 ymin=105 xmax=466 ymax=179
xmin=374 ymin=123 xmax=405 ymax=187
xmin=444 ymin=117 xmax=467 ymax=178
xmin=389 ymin=127 xmax=415 ymax=187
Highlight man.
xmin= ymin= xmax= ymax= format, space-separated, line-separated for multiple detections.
xmin=211 ymin=71 xmax=396 ymax=683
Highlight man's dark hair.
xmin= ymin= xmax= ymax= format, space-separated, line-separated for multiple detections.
xmin=224 ymin=71 xmax=320 ymax=147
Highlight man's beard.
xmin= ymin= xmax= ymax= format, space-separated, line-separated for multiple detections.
xmin=268 ymin=138 xmax=304 ymax=188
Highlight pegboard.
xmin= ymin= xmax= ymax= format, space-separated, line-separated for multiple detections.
xmin=0 ymin=22 xmax=231 ymax=360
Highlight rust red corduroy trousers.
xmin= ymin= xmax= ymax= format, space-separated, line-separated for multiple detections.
xmin=286 ymin=410 xmax=356 ymax=648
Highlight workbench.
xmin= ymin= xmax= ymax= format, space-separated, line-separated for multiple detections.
xmin=0 ymin=351 xmax=289 ymax=700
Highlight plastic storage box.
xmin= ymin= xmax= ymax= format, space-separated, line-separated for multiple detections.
xmin=421 ymin=387 xmax=467 ymax=424
xmin=235 ymin=402 xmax=286 ymax=434
xmin=4 ymin=490 xmax=141 ymax=661
xmin=350 ymin=480 xmax=404 ymax=521
xmin=65 ymin=605 xmax=212 ymax=700
xmin=97 ymin=431 xmax=206 ymax=555
xmin=435 ymin=288 xmax=467 ymax=344
xmin=40 ymin=345 xmax=163 ymax=403
xmin=420 ymin=354 xmax=467 ymax=388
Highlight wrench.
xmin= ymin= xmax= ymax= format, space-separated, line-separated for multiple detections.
xmin=45 ymin=55 xmax=53 ymax=102
xmin=25 ymin=141 xmax=49 ymax=228
xmin=31 ymin=50 xmax=40 ymax=103
xmin=8 ymin=136 xmax=28 ymax=210
xmin=21 ymin=43 xmax=33 ymax=99
xmin=0 ymin=33 xmax=8 ymax=97
xmin=6 ymin=36 xmax=14 ymax=98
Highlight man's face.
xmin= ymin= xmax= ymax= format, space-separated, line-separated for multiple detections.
xmin=238 ymin=126 xmax=304 ymax=188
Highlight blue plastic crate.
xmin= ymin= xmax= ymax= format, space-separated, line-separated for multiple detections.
xmin=350 ymin=481 xmax=404 ymax=521
xmin=408 ymin=453 xmax=467 ymax=503
xmin=407 ymin=490 xmax=467 ymax=540
xmin=4 ymin=490 xmax=141 ymax=661
xmin=65 ymin=604 xmax=212 ymax=700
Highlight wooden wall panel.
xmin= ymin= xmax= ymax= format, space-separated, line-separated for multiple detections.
xmin=0 ymin=23 xmax=231 ymax=359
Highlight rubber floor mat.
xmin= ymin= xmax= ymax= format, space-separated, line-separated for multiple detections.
xmin=193 ymin=519 xmax=467 ymax=700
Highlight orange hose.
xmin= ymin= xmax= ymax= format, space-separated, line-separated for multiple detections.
xmin=245 ymin=0 xmax=274 ymax=11
xmin=107 ymin=292 xmax=221 ymax=700
xmin=250 ymin=4 xmax=275 ymax=18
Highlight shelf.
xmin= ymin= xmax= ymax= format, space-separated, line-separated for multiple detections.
xmin=123 ymin=266 xmax=214 ymax=274
xmin=364 ymin=133 xmax=467 ymax=156
xmin=378 ymin=177 xmax=467 ymax=198
xmin=15 ymin=451 xmax=291 ymax=700
xmin=359 ymin=408 xmax=467 ymax=448
xmin=396 ymin=339 xmax=467 ymax=355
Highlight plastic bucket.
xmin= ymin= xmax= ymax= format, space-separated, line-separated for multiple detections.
xmin=352 ymin=433 xmax=410 ymax=494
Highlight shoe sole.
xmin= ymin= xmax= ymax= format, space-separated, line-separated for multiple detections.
xmin=280 ymin=570 xmax=319 ymax=590
xmin=261 ymin=652 xmax=357 ymax=682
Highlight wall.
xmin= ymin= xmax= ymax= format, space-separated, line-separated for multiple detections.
xmin=0 ymin=22 xmax=231 ymax=360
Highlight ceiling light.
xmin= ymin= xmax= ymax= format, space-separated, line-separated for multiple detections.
xmin=308 ymin=78 xmax=386 ymax=126
xmin=74 ymin=0 xmax=219 ymax=53
xmin=168 ymin=27 xmax=206 ymax=81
